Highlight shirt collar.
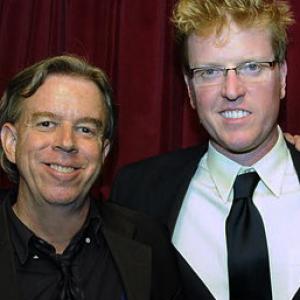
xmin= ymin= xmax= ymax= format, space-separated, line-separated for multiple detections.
xmin=6 ymin=193 xmax=103 ymax=265
xmin=82 ymin=198 xmax=103 ymax=243
xmin=206 ymin=142 xmax=241 ymax=202
xmin=5 ymin=191 xmax=33 ymax=264
xmin=253 ymin=128 xmax=288 ymax=197
xmin=206 ymin=126 xmax=288 ymax=202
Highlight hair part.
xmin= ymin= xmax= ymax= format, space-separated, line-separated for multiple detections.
xmin=0 ymin=55 xmax=115 ymax=183
xmin=172 ymin=0 xmax=295 ymax=71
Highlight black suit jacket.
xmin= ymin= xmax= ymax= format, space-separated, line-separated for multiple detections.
xmin=110 ymin=141 xmax=300 ymax=300
xmin=0 ymin=192 xmax=183 ymax=300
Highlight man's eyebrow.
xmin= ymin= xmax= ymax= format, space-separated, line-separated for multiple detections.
xmin=76 ymin=117 xmax=104 ymax=129
xmin=30 ymin=113 xmax=104 ymax=129
xmin=31 ymin=112 xmax=58 ymax=121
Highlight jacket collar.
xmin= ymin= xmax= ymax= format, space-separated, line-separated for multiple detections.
xmin=99 ymin=202 xmax=152 ymax=300
xmin=0 ymin=194 xmax=21 ymax=300
xmin=167 ymin=141 xmax=300 ymax=234
xmin=0 ymin=194 xmax=152 ymax=300
xmin=281 ymin=141 xmax=300 ymax=300
xmin=167 ymin=144 xmax=208 ymax=233
xmin=287 ymin=141 xmax=300 ymax=182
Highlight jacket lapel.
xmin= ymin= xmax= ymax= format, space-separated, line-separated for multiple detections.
xmin=0 ymin=201 xmax=20 ymax=300
xmin=287 ymin=141 xmax=300 ymax=181
xmin=165 ymin=144 xmax=216 ymax=299
xmin=0 ymin=194 xmax=152 ymax=300
xmin=101 ymin=204 xmax=151 ymax=300
xmin=163 ymin=141 xmax=300 ymax=300
xmin=167 ymin=144 xmax=208 ymax=233
xmin=287 ymin=142 xmax=300 ymax=300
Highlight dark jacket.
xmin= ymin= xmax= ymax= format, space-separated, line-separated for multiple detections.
xmin=0 ymin=192 xmax=183 ymax=300
xmin=110 ymin=142 xmax=300 ymax=300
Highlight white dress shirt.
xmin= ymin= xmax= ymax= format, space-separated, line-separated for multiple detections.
xmin=172 ymin=127 xmax=300 ymax=300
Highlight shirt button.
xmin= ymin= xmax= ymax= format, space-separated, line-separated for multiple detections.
xmin=85 ymin=237 xmax=91 ymax=244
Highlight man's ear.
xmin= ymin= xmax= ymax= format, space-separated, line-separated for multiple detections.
xmin=101 ymin=139 xmax=111 ymax=163
xmin=184 ymin=73 xmax=196 ymax=110
xmin=279 ymin=60 xmax=288 ymax=100
xmin=0 ymin=123 xmax=17 ymax=164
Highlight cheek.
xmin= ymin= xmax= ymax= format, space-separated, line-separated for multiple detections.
xmin=193 ymin=88 xmax=219 ymax=114
xmin=14 ymin=143 xmax=36 ymax=177
xmin=16 ymin=132 xmax=50 ymax=157
xmin=259 ymin=79 xmax=282 ymax=103
xmin=267 ymin=73 xmax=284 ymax=99
xmin=249 ymin=84 xmax=281 ymax=122
xmin=81 ymin=141 xmax=104 ymax=165
xmin=15 ymin=132 xmax=34 ymax=156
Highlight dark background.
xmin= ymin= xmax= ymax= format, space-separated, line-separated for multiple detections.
xmin=0 ymin=0 xmax=299 ymax=197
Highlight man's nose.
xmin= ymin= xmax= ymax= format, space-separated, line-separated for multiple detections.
xmin=221 ymin=69 xmax=246 ymax=102
xmin=53 ymin=124 xmax=78 ymax=153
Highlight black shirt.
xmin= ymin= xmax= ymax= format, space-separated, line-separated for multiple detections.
xmin=5 ymin=195 xmax=126 ymax=300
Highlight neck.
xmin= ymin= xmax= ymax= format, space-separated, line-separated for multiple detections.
xmin=211 ymin=128 xmax=279 ymax=166
xmin=13 ymin=195 xmax=90 ymax=254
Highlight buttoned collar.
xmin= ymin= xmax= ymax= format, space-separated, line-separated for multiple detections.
xmin=5 ymin=193 xmax=103 ymax=265
xmin=205 ymin=126 xmax=288 ymax=202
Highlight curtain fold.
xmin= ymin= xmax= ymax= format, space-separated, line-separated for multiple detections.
xmin=0 ymin=0 xmax=299 ymax=196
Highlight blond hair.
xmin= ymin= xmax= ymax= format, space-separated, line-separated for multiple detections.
xmin=172 ymin=0 xmax=294 ymax=68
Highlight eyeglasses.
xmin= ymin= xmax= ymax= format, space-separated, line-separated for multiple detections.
xmin=187 ymin=60 xmax=278 ymax=87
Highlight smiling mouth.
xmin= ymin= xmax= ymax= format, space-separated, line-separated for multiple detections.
xmin=49 ymin=164 xmax=76 ymax=174
xmin=221 ymin=110 xmax=250 ymax=119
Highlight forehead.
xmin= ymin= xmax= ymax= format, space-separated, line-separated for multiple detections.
xmin=21 ymin=74 xmax=106 ymax=121
xmin=187 ymin=23 xmax=273 ymax=65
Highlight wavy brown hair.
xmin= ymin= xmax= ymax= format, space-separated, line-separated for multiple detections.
xmin=0 ymin=55 xmax=115 ymax=183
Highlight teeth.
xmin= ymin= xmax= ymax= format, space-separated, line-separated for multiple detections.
xmin=50 ymin=164 xmax=75 ymax=174
xmin=221 ymin=110 xmax=250 ymax=119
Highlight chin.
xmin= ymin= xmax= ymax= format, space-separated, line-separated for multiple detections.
xmin=223 ymin=134 xmax=257 ymax=149
xmin=226 ymin=141 xmax=254 ymax=152
xmin=42 ymin=191 xmax=85 ymax=207
xmin=44 ymin=197 xmax=77 ymax=207
xmin=214 ymin=139 xmax=256 ymax=156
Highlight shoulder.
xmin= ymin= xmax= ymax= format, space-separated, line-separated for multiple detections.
xmin=287 ymin=140 xmax=300 ymax=160
xmin=114 ymin=144 xmax=207 ymax=181
xmin=101 ymin=201 xmax=170 ymax=239
xmin=100 ymin=201 xmax=185 ymax=299
xmin=100 ymin=201 xmax=176 ymax=275
xmin=286 ymin=140 xmax=300 ymax=177
xmin=122 ymin=144 xmax=205 ymax=171
xmin=109 ymin=144 xmax=207 ymax=218
xmin=0 ymin=189 xmax=10 ymax=204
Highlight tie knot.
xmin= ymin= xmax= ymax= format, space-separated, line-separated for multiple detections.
xmin=233 ymin=172 xmax=260 ymax=199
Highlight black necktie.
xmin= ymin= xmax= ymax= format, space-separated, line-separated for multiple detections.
xmin=32 ymin=236 xmax=84 ymax=300
xmin=226 ymin=172 xmax=272 ymax=300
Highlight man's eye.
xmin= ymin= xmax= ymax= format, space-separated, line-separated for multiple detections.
xmin=196 ymin=68 xmax=221 ymax=79
xmin=205 ymin=69 xmax=218 ymax=75
xmin=78 ymin=126 xmax=96 ymax=135
xmin=37 ymin=121 xmax=55 ymax=128
xmin=81 ymin=127 xmax=90 ymax=133
xmin=40 ymin=121 xmax=50 ymax=127
xmin=243 ymin=62 xmax=261 ymax=73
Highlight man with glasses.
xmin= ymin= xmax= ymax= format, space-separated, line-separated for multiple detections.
xmin=188 ymin=61 xmax=278 ymax=87
xmin=111 ymin=0 xmax=300 ymax=299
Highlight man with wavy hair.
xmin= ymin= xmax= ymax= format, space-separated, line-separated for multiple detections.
xmin=0 ymin=55 xmax=183 ymax=300
xmin=111 ymin=1 xmax=300 ymax=299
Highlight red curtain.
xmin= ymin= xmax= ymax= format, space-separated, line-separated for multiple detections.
xmin=0 ymin=0 xmax=300 ymax=197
